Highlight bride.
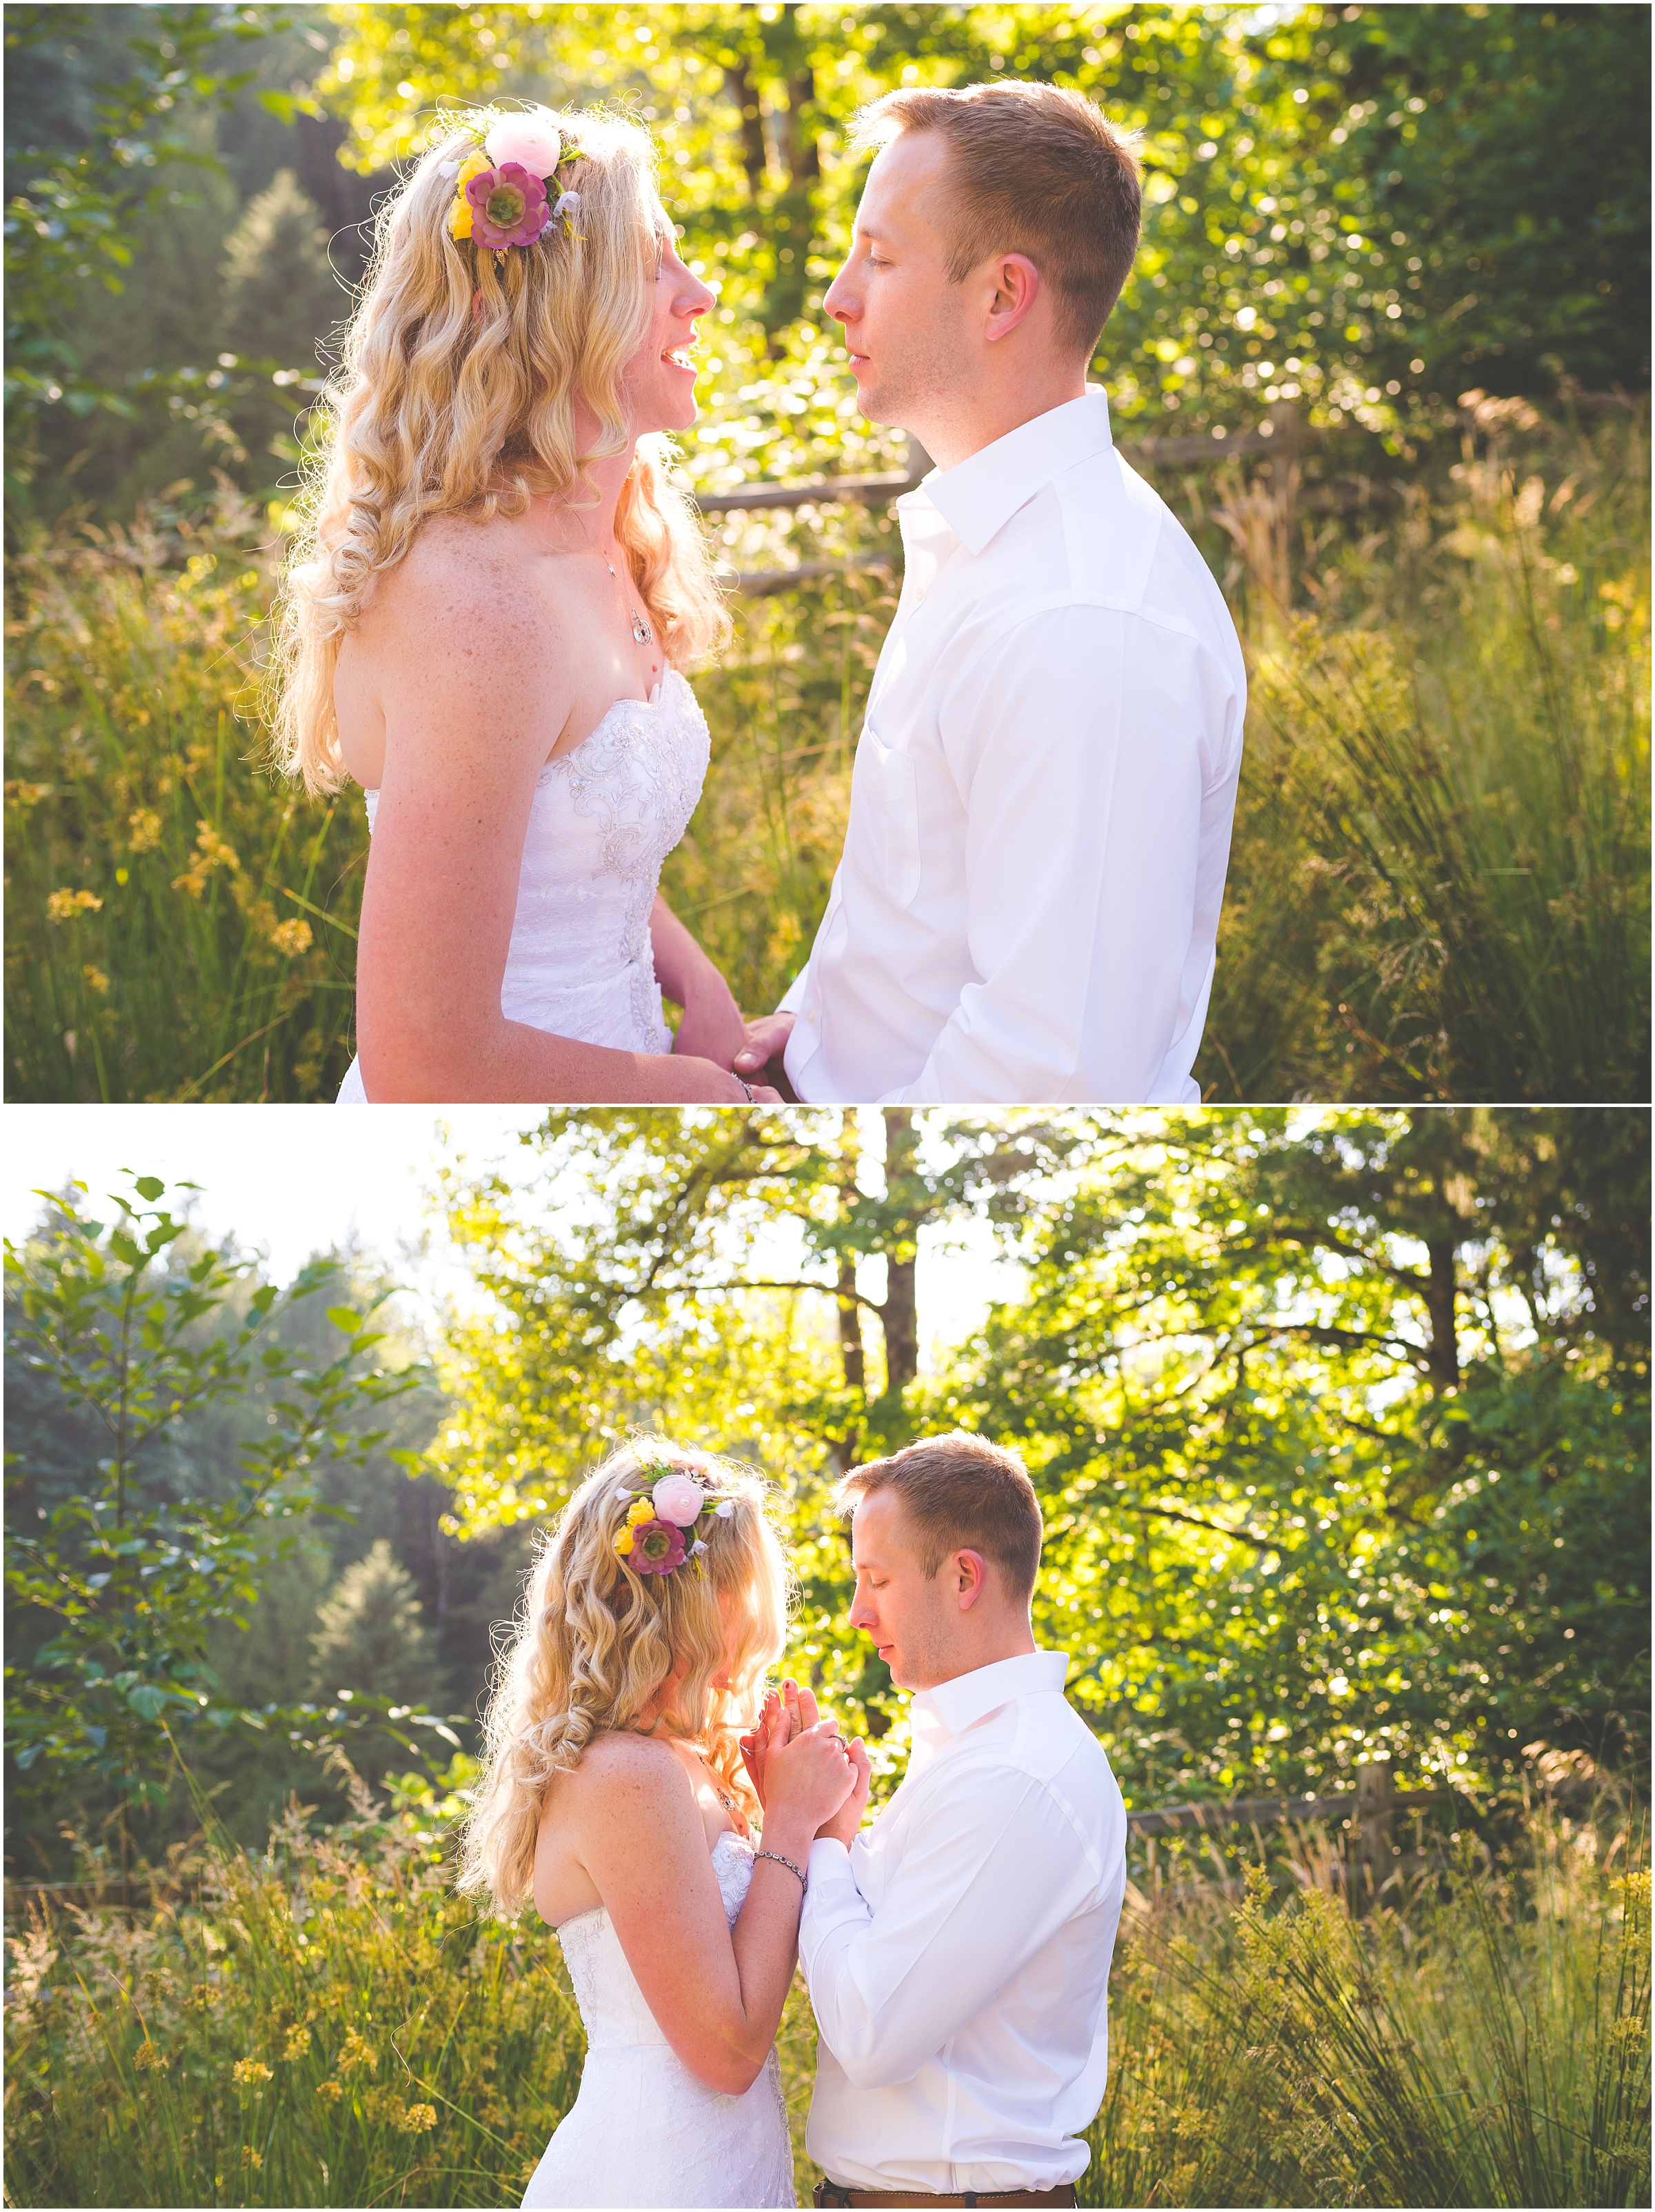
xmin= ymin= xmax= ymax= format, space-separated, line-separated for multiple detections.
xmin=270 ymin=104 xmax=781 ymax=1104
xmin=457 ymin=1438 xmax=859 ymax=2209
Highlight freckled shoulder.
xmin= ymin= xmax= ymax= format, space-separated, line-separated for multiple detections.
xmin=569 ymin=1731 xmax=696 ymax=1817
xmin=373 ymin=508 xmax=563 ymax=650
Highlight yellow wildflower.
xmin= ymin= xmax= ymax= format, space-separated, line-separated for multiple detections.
xmin=283 ymin=2024 xmax=312 ymax=2060
xmin=128 ymin=807 xmax=163 ymax=854
xmin=269 ymin=917 xmax=313 ymax=957
xmin=448 ymin=148 xmax=492 ymax=239
xmin=338 ymin=2029 xmax=377 ymax=2073
xmin=627 ymin=1498 xmax=654 ymax=1525
xmin=171 ymin=819 xmax=241 ymax=898
xmin=133 ymin=2040 xmax=165 ymax=2071
xmin=402 ymin=2103 xmax=438 ymax=2133
xmin=317 ymin=2080 xmax=344 ymax=2103
xmin=81 ymin=965 xmax=110 ymax=996
xmin=614 ymin=1526 xmax=636 ymax=1557
xmin=242 ymin=2146 xmax=263 ymax=2171
xmin=232 ymin=2057 xmax=274 ymax=2089
xmin=46 ymin=887 xmax=103 ymax=922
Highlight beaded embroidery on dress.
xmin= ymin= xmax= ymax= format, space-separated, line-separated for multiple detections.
xmin=520 ymin=1829 xmax=795 ymax=2209
xmin=336 ymin=670 xmax=710 ymax=1102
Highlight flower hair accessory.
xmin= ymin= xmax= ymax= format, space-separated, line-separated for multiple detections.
xmin=439 ymin=105 xmax=583 ymax=252
xmin=612 ymin=1448 xmax=738 ymax=1579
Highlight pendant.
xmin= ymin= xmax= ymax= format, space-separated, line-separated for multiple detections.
xmin=632 ymin=610 xmax=653 ymax=645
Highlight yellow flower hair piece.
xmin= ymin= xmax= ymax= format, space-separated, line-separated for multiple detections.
xmin=612 ymin=1452 xmax=738 ymax=1578
xmin=437 ymin=106 xmax=585 ymax=251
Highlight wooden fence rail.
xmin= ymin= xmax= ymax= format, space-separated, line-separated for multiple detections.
xmin=705 ymin=408 xmax=1306 ymax=593
xmin=1125 ymin=1762 xmax=1458 ymax=1840
xmin=3 ymin=1760 xmax=1463 ymax=1919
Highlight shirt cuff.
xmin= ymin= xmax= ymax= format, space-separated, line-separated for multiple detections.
xmin=807 ymin=1837 xmax=856 ymax=1889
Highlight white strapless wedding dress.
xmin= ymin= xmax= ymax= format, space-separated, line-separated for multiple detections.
xmin=522 ymin=1829 xmax=796 ymax=2209
xmin=337 ymin=670 xmax=710 ymax=1102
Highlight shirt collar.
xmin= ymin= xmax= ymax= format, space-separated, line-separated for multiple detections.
xmin=900 ymin=389 xmax=1114 ymax=558
xmin=908 ymin=1649 xmax=1070 ymax=1771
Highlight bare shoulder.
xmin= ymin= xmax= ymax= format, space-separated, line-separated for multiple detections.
xmin=572 ymin=1730 xmax=693 ymax=1807
xmin=371 ymin=508 xmax=550 ymax=641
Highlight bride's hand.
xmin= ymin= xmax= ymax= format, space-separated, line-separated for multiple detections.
xmin=670 ymin=975 xmax=748 ymax=1070
xmin=738 ymin=1677 xmax=823 ymax=1802
xmin=739 ymin=1687 xmax=783 ymax=1805
xmin=763 ymin=1715 xmax=857 ymax=1836
xmin=670 ymin=1055 xmax=783 ymax=1104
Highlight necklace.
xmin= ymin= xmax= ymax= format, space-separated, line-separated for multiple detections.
xmin=699 ymin=1751 xmax=736 ymax=1815
xmin=603 ymin=545 xmax=654 ymax=645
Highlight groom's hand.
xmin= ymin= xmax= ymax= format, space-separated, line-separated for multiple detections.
xmin=734 ymin=1012 xmax=794 ymax=1079
xmin=816 ymin=1740 xmax=872 ymax=1849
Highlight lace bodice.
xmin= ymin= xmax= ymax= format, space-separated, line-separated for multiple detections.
xmin=337 ymin=670 xmax=710 ymax=1102
xmin=556 ymin=1829 xmax=758 ymax=2049
xmin=521 ymin=1827 xmax=794 ymax=2208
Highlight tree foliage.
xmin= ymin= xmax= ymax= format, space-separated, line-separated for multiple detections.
xmin=2 ymin=1173 xmax=457 ymax=1878
xmin=2 ymin=3 xmax=310 ymax=511
xmin=430 ymin=1108 xmax=1648 ymax=1804
xmin=321 ymin=0 xmax=1649 ymax=478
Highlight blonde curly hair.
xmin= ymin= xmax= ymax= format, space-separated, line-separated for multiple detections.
xmin=269 ymin=105 xmax=730 ymax=795
xmin=456 ymin=1437 xmax=793 ymax=1921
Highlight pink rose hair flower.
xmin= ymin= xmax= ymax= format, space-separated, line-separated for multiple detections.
xmin=628 ymin=1519 xmax=688 ymax=1575
xmin=465 ymin=162 xmax=550 ymax=250
xmin=652 ymin=1473 xmax=708 ymax=1527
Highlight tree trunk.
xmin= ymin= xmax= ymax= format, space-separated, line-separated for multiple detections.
xmin=881 ymin=1110 xmax=920 ymax=1391
xmin=783 ymin=70 xmax=820 ymax=186
xmin=837 ymin=1254 xmax=865 ymax=1392
xmin=1425 ymin=1235 xmax=1461 ymax=1390
xmin=725 ymin=62 xmax=768 ymax=201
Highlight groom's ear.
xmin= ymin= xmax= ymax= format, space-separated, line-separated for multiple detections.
xmin=983 ymin=252 xmax=1041 ymax=344
xmin=953 ymin=1546 xmax=990 ymax=1608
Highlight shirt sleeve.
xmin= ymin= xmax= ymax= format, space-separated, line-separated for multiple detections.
xmin=887 ymin=600 xmax=1234 ymax=1104
xmin=796 ymin=1763 xmax=1101 ymax=2093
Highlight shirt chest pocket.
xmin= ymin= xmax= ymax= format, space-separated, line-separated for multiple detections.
xmin=857 ymin=719 xmax=922 ymax=910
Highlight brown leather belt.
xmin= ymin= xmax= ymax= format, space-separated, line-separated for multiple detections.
xmin=812 ymin=2184 xmax=1076 ymax=2209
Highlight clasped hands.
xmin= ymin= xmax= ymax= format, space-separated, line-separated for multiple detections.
xmin=739 ymin=1677 xmax=871 ymax=1848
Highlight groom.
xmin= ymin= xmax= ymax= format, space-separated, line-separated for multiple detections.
xmin=790 ymin=1433 xmax=1126 ymax=2206
xmin=735 ymin=81 xmax=1245 ymax=1105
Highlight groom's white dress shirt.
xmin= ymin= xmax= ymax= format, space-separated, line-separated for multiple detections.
xmin=797 ymin=1649 xmax=1127 ymax=2195
xmin=781 ymin=388 xmax=1245 ymax=1105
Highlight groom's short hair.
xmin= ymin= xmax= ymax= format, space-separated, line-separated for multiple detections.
xmin=850 ymin=80 xmax=1142 ymax=360
xmin=836 ymin=1433 xmax=1043 ymax=1603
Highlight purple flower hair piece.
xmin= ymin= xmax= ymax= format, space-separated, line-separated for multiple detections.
xmin=628 ymin=1518 xmax=688 ymax=1576
xmin=465 ymin=162 xmax=551 ymax=250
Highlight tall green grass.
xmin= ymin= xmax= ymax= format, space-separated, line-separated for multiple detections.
xmin=1086 ymin=1816 xmax=1651 ymax=2207
xmin=1201 ymin=411 xmax=1649 ymax=1099
xmin=3 ymin=486 xmax=365 ymax=1102
xmin=5 ymin=1779 xmax=1647 ymax=2209
xmin=5 ymin=417 xmax=1647 ymax=1101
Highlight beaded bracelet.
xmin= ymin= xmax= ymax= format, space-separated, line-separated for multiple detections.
xmin=754 ymin=1848 xmax=807 ymax=1891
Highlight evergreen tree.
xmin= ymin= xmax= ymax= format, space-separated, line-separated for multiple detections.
xmin=220 ymin=166 xmax=341 ymax=372
xmin=308 ymin=1538 xmax=443 ymax=1711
